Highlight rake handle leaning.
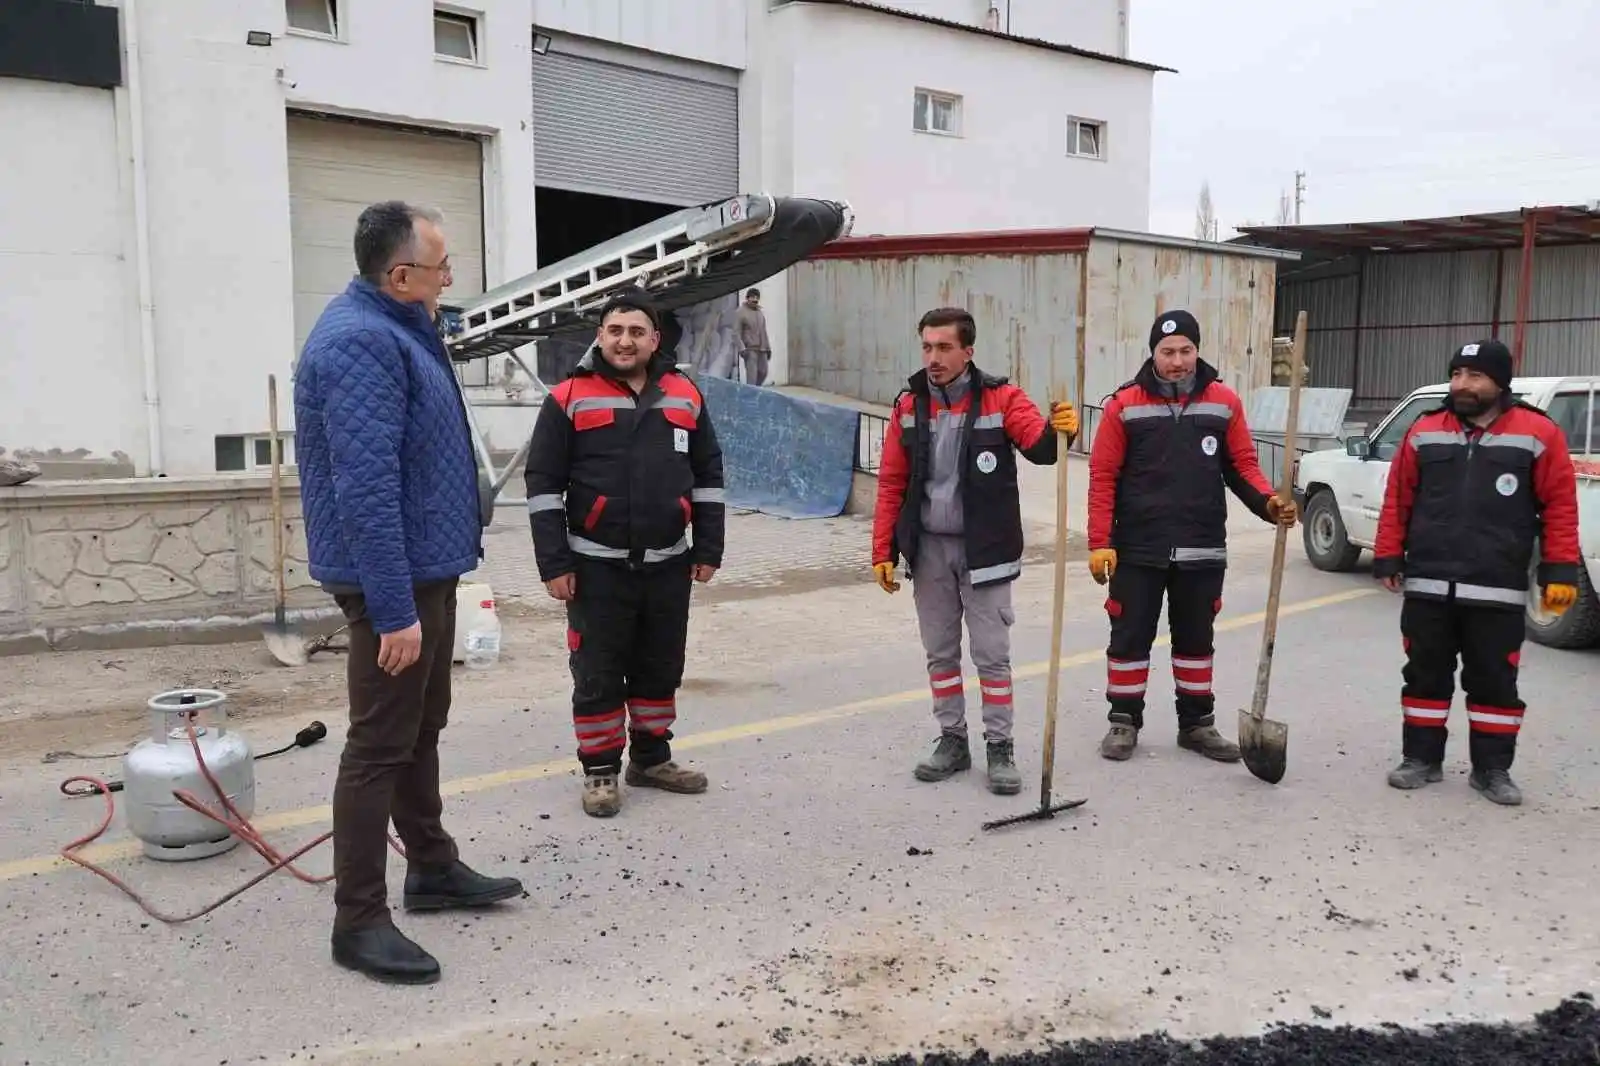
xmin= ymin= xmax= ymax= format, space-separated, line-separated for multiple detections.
xmin=1039 ymin=397 xmax=1072 ymax=810
xmin=1248 ymin=311 xmax=1307 ymax=723
xmin=268 ymin=374 xmax=287 ymax=614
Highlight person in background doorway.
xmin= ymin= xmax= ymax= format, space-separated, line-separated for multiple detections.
xmin=523 ymin=289 xmax=727 ymax=818
xmin=295 ymin=200 xmax=522 ymax=986
xmin=871 ymin=307 xmax=1080 ymax=795
xmin=1086 ymin=309 xmax=1298 ymax=765
xmin=735 ymin=287 xmax=771 ymax=385
xmin=1373 ymin=339 xmax=1580 ymax=806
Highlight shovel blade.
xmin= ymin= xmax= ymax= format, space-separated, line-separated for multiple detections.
xmin=263 ymin=622 xmax=308 ymax=667
xmin=1237 ymin=708 xmax=1288 ymax=784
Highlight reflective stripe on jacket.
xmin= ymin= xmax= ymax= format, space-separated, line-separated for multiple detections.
xmin=1373 ymin=400 xmax=1580 ymax=609
xmin=1087 ymin=357 xmax=1274 ymax=569
xmin=523 ymin=350 xmax=725 ymax=580
xmin=871 ymin=362 xmax=1056 ymax=588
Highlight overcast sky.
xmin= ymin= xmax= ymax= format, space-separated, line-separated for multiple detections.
xmin=1128 ymin=0 xmax=1600 ymax=238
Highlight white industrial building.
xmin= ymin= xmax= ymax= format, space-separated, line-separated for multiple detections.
xmin=0 ymin=0 xmax=1166 ymax=478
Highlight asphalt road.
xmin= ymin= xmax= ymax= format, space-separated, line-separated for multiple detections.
xmin=1 ymin=535 xmax=1597 ymax=1066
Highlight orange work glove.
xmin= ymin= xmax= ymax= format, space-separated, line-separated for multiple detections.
xmin=1049 ymin=401 xmax=1080 ymax=440
xmin=1265 ymin=495 xmax=1299 ymax=528
xmin=1089 ymin=549 xmax=1118 ymax=585
xmin=1543 ymin=583 xmax=1578 ymax=615
xmin=873 ymin=562 xmax=901 ymax=593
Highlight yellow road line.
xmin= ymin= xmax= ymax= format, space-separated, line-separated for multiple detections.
xmin=0 ymin=586 xmax=1376 ymax=885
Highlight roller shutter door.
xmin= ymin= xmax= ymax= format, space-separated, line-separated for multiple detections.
xmin=532 ymin=52 xmax=738 ymax=207
xmin=286 ymin=112 xmax=485 ymax=359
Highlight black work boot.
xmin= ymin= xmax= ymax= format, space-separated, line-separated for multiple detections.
xmin=1177 ymin=722 xmax=1241 ymax=762
xmin=985 ymin=740 xmax=1023 ymax=795
xmin=914 ymin=731 xmax=971 ymax=781
xmin=332 ymin=923 xmax=441 ymax=985
xmin=1469 ymin=767 xmax=1522 ymax=806
xmin=402 ymin=860 xmax=524 ymax=912
xmin=1387 ymin=756 xmax=1444 ymax=790
xmin=1099 ymin=713 xmax=1139 ymax=761
xmin=1468 ymin=732 xmax=1521 ymax=805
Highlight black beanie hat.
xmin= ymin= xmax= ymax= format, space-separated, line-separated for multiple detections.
xmin=1449 ymin=339 xmax=1512 ymax=391
xmin=1150 ymin=309 xmax=1201 ymax=352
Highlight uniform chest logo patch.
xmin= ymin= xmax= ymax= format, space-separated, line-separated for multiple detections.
xmin=673 ymin=427 xmax=689 ymax=454
xmin=976 ymin=450 xmax=997 ymax=474
xmin=1495 ymin=472 xmax=1518 ymax=496
xmin=1201 ymin=434 xmax=1218 ymax=456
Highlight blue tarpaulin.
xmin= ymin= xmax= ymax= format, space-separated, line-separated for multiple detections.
xmin=699 ymin=376 xmax=859 ymax=519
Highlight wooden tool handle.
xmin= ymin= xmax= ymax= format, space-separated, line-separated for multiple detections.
xmin=1249 ymin=311 xmax=1306 ymax=722
xmin=1039 ymin=397 xmax=1072 ymax=809
xmin=268 ymin=374 xmax=287 ymax=610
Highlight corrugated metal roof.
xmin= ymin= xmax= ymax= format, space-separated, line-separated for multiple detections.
xmin=780 ymin=0 xmax=1176 ymax=73
xmin=809 ymin=228 xmax=1300 ymax=262
xmin=1235 ymin=204 xmax=1600 ymax=255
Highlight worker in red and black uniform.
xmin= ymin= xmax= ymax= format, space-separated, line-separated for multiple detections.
xmin=523 ymin=290 xmax=725 ymax=819
xmin=1373 ymin=339 xmax=1581 ymax=806
xmin=872 ymin=306 xmax=1079 ymax=794
xmin=1087 ymin=310 xmax=1299 ymax=763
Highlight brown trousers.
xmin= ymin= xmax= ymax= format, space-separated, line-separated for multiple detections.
xmin=331 ymin=578 xmax=461 ymax=931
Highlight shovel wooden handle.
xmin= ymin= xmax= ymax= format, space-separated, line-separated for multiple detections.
xmin=1249 ymin=311 xmax=1306 ymax=722
xmin=1039 ymin=394 xmax=1072 ymax=809
xmin=268 ymin=374 xmax=287 ymax=612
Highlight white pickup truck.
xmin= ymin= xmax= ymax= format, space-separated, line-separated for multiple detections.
xmin=1293 ymin=375 xmax=1600 ymax=649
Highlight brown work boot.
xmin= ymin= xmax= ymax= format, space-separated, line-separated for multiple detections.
xmin=1178 ymin=723 xmax=1241 ymax=763
xmin=1100 ymin=719 xmax=1139 ymax=761
xmin=582 ymin=771 xmax=621 ymax=818
xmin=625 ymin=760 xmax=708 ymax=794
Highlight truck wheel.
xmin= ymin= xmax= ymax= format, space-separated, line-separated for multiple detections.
xmin=1302 ymin=489 xmax=1361 ymax=572
xmin=1525 ymin=559 xmax=1600 ymax=649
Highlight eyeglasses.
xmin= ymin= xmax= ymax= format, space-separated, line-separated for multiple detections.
xmin=390 ymin=257 xmax=452 ymax=277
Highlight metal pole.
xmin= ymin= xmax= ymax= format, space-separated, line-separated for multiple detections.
xmin=1513 ymin=208 xmax=1541 ymax=374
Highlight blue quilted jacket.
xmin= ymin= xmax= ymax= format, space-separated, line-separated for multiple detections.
xmin=293 ymin=279 xmax=486 ymax=635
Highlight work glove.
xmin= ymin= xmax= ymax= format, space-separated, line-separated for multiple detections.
xmin=873 ymin=562 xmax=901 ymax=594
xmin=1543 ymin=583 xmax=1578 ymax=615
xmin=1265 ymin=495 xmax=1298 ymax=528
xmin=1049 ymin=401 xmax=1080 ymax=440
xmin=1089 ymin=548 xmax=1117 ymax=585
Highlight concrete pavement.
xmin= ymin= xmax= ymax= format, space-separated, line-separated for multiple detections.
xmin=1 ymin=531 xmax=1598 ymax=1066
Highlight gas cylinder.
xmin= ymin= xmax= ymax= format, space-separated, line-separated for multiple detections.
xmin=122 ymin=689 xmax=256 ymax=862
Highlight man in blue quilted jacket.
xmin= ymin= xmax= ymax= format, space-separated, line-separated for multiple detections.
xmin=295 ymin=200 xmax=522 ymax=986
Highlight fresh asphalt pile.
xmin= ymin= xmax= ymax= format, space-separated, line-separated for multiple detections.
xmin=774 ymin=994 xmax=1600 ymax=1066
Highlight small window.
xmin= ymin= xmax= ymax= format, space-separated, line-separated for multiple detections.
xmin=1546 ymin=391 xmax=1597 ymax=455
xmin=434 ymin=9 xmax=479 ymax=63
xmin=913 ymin=89 xmax=961 ymax=136
xmin=1068 ymin=116 xmax=1105 ymax=159
xmin=216 ymin=434 xmax=295 ymax=472
xmin=286 ymin=0 xmax=337 ymax=38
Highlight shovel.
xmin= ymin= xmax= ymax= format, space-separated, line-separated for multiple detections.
xmin=983 ymin=393 xmax=1088 ymax=831
xmin=1237 ymin=309 xmax=1307 ymax=784
xmin=262 ymin=373 xmax=307 ymax=667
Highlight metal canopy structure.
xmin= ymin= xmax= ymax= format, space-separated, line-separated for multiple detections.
xmin=1235 ymin=204 xmax=1600 ymax=256
xmin=1235 ymin=203 xmax=1600 ymax=373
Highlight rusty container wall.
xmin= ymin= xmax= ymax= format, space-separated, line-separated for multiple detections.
xmin=786 ymin=250 xmax=1086 ymax=413
xmin=1082 ymin=234 xmax=1278 ymax=408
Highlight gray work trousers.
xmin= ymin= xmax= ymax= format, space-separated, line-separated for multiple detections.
xmin=910 ymin=533 xmax=1016 ymax=742
xmin=739 ymin=348 xmax=769 ymax=386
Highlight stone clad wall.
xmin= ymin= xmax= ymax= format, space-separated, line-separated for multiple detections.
xmin=0 ymin=475 xmax=329 ymax=652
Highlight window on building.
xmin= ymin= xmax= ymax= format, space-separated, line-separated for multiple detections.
xmin=434 ymin=9 xmax=480 ymax=63
xmin=216 ymin=434 xmax=296 ymax=473
xmin=1068 ymin=116 xmax=1105 ymax=159
xmin=285 ymin=0 xmax=337 ymax=38
xmin=913 ymin=89 xmax=961 ymax=136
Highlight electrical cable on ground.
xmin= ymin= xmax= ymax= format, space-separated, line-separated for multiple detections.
xmin=57 ymin=718 xmax=404 ymax=924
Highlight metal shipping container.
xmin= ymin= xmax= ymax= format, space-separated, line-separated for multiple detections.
xmin=788 ymin=229 xmax=1295 ymax=421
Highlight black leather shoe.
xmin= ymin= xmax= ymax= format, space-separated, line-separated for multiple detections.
xmin=402 ymin=859 xmax=524 ymax=912
xmin=331 ymin=924 xmax=440 ymax=985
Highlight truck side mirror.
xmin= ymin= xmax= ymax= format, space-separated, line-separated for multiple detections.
xmin=1345 ymin=436 xmax=1371 ymax=459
